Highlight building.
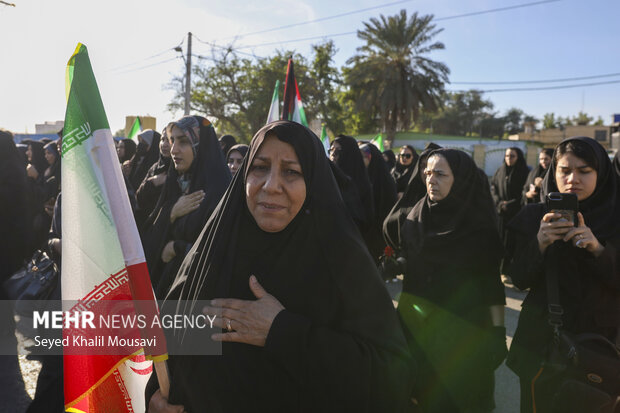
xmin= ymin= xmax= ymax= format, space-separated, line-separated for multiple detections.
xmin=35 ymin=120 xmax=64 ymax=134
xmin=124 ymin=116 xmax=156 ymax=137
xmin=510 ymin=124 xmax=610 ymax=149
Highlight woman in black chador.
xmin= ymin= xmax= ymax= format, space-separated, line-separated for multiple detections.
xmin=392 ymin=145 xmax=418 ymax=195
xmin=360 ymin=143 xmax=397 ymax=262
xmin=330 ymin=134 xmax=374 ymax=235
xmin=383 ymin=143 xmax=441 ymax=254
xmin=128 ymin=129 xmax=162 ymax=191
xmin=143 ymin=116 xmax=231 ymax=298
xmin=504 ymin=137 xmax=620 ymax=413
xmin=146 ymin=120 xmax=413 ymax=413
xmin=491 ymin=147 xmax=529 ymax=238
xmin=399 ymin=149 xmax=506 ymax=413
xmin=522 ymin=148 xmax=553 ymax=205
xmin=136 ymin=128 xmax=171 ymax=229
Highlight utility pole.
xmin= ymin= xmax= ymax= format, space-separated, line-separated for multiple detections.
xmin=184 ymin=32 xmax=192 ymax=115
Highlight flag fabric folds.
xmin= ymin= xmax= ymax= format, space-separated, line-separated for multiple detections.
xmin=371 ymin=133 xmax=385 ymax=152
xmin=127 ymin=116 xmax=141 ymax=143
xmin=62 ymin=43 xmax=166 ymax=413
xmin=281 ymin=59 xmax=308 ymax=127
xmin=320 ymin=124 xmax=330 ymax=155
xmin=266 ymin=80 xmax=280 ymax=124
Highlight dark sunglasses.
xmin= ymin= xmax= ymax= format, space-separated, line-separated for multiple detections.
xmin=399 ymin=153 xmax=412 ymax=159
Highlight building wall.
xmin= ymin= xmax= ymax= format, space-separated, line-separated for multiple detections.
xmin=124 ymin=116 xmax=157 ymax=136
xmin=516 ymin=125 xmax=609 ymax=148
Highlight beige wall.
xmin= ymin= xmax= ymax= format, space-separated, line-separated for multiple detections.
xmin=124 ymin=116 xmax=157 ymax=136
xmin=516 ymin=125 xmax=609 ymax=148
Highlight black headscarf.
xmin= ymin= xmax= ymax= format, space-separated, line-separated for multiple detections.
xmin=128 ymin=129 xmax=161 ymax=190
xmin=119 ymin=138 xmax=136 ymax=163
xmin=522 ymin=148 xmax=553 ymax=205
xmin=383 ymin=143 xmax=441 ymax=251
xmin=143 ymin=116 xmax=231 ymax=297
xmin=491 ymin=147 xmax=529 ymax=208
xmin=613 ymin=150 xmax=620 ymax=191
xmin=43 ymin=141 xmax=61 ymax=199
xmin=154 ymin=120 xmax=412 ymax=412
xmin=404 ymin=149 xmax=501 ymax=261
xmin=383 ymin=150 xmax=396 ymax=170
xmin=226 ymin=143 xmax=249 ymax=159
xmin=332 ymin=135 xmax=374 ymax=233
xmin=25 ymin=140 xmax=48 ymax=179
xmin=392 ymin=145 xmax=418 ymax=193
xmin=360 ymin=143 xmax=397 ymax=259
xmin=219 ymin=134 xmax=237 ymax=156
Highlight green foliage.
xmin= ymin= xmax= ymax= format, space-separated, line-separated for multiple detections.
xmin=572 ymin=111 xmax=593 ymax=126
xmin=543 ymin=113 xmax=557 ymax=129
xmin=504 ymin=107 xmax=524 ymax=135
xmin=344 ymin=10 xmax=449 ymax=142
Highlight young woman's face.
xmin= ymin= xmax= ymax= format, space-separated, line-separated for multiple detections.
xmin=424 ymin=154 xmax=454 ymax=202
xmin=399 ymin=148 xmax=414 ymax=166
xmin=539 ymin=152 xmax=551 ymax=170
xmin=246 ymin=134 xmax=306 ymax=233
xmin=504 ymin=149 xmax=518 ymax=167
xmin=169 ymin=126 xmax=195 ymax=174
xmin=329 ymin=141 xmax=342 ymax=163
xmin=117 ymin=141 xmax=125 ymax=160
xmin=227 ymin=150 xmax=244 ymax=175
xmin=555 ymin=152 xmax=598 ymax=201
xmin=44 ymin=148 xmax=56 ymax=166
xmin=159 ymin=136 xmax=171 ymax=158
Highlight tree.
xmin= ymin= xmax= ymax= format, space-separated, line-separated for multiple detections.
xmin=593 ymin=116 xmax=604 ymax=126
xmin=572 ymin=111 xmax=593 ymax=126
xmin=543 ymin=113 xmax=557 ymax=130
xmin=310 ymin=41 xmax=346 ymax=134
xmin=504 ymin=107 xmax=524 ymax=135
xmin=344 ymin=10 xmax=449 ymax=145
xmin=429 ymin=90 xmax=494 ymax=136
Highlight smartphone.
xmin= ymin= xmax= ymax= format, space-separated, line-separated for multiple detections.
xmin=545 ymin=192 xmax=578 ymax=225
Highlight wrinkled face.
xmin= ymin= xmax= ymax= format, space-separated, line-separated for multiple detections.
xmin=159 ymin=136 xmax=171 ymax=158
xmin=329 ymin=141 xmax=342 ymax=163
xmin=44 ymin=148 xmax=56 ymax=166
xmin=227 ymin=150 xmax=244 ymax=175
xmin=555 ymin=152 xmax=597 ymax=201
xmin=399 ymin=148 xmax=414 ymax=166
xmin=424 ymin=154 xmax=455 ymax=202
xmin=505 ymin=149 xmax=518 ymax=167
xmin=246 ymin=134 xmax=306 ymax=233
xmin=539 ymin=152 xmax=551 ymax=170
xmin=26 ymin=145 xmax=33 ymax=162
xmin=117 ymin=141 xmax=125 ymax=160
xmin=169 ymin=126 xmax=195 ymax=174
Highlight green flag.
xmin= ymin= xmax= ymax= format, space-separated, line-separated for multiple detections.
xmin=371 ymin=133 xmax=384 ymax=152
xmin=128 ymin=116 xmax=142 ymax=142
xmin=320 ymin=124 xmax=330 ymax=156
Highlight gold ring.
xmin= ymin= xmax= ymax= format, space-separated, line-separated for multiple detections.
xmin=226 ymin=319 xmax=232 ymax=332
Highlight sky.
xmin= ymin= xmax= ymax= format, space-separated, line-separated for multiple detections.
xmin=1 ymin=0 xmax=619 ymax=135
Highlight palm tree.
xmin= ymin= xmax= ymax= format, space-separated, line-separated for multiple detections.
xmin=345 ymin=10 xmax=449 ymax=146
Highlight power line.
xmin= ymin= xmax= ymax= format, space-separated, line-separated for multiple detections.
xmin=449 ymin=79 xmax=620 ymax=93
xmin=435 ymin=0 xmax=562 ymax=22
xmin=452 ymin=71 xmax=620 ymax=85
xmin=112 ymin=56 xmax=181 ymax=75
xmin=193 ymin=35 xmax=264 ymax=58
xmin=219 ymin=0 xmax=413 ymax=40
xmin=106 ymin=37 xmax=185 ymax=72
xmin=233 ymin=0 xmax=564 ymax=50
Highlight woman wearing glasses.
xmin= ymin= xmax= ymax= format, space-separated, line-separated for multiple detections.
xmin=392 ymin=145 xmax=418 ymax=196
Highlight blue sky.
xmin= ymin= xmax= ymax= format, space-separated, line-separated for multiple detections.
xmin=1 ymin=0 xmax=618 ymax=134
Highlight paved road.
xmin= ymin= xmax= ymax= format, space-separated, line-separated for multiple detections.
xmin=385 ymin=278 xmax=527 ymax=413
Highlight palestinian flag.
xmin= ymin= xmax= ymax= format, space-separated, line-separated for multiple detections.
xmin=371 ymin=133 xmax=384 ymax=152
xmin=62 ymin=43 xmax=166 ymax=413
xmin=281 ymin=59 xmax=307 ymax=127
xmin=266 ymin=80 xmax=280 ymax=124
xmin=127 ymin=116 xmax=141 ymax=143
xmin=320 ymin=124 xmax=330 ymax=156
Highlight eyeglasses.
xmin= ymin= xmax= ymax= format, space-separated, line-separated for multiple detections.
xmin=399 ymin=153 xmax=412 ymax=159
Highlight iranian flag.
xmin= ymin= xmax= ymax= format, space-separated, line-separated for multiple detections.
xmin=371 ymin=133 xmax=385 ymax=152
xmin=320 ymin=124 xmax=330 ymax=156
xmin=62 ymin=43 xmax=167 ymax=413
xmin=266 ymin=80 xmax=280 ymax=124
xmin=281 ymin=59 xmax=308 ymax=127
xmin=127 ymin=116 xmax=141 ymax=143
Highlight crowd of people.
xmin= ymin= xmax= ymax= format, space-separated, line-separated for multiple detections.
xmin=0 ymin=118 xmax=618 ymax=412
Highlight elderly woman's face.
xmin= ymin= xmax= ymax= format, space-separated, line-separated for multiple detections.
xmin=539 ymin=152 xmax=551 ymax=170
xmin=246 ymin=134 xmax=306 ymax=232
xmin=424 ymin=154 xmax=454 ymax=202
xmin=505 ymin=149 xmax=518 ymax=167
xmin=555 ymin=152 xmax=597 ymax=201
